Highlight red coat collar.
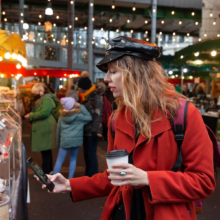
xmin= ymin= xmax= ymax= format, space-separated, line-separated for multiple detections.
xmin=114 ymin=107 xmax=171 ymax=146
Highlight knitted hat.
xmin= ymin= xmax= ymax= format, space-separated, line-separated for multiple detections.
xmin=60 ymin=97 xmax=75 ymax=110
xmin=78 ymin=77 xmax=92 ymax=90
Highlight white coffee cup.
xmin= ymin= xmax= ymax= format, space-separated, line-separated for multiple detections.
xmin=105 ymin=149 xmax=129 ymax=183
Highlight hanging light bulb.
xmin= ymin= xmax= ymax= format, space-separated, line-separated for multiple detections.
xmin=171 ymin=11 xmax=175 ymax=15
xmin=191 ymin=12 xmax=195 ymax=16
xmin=38 ymin=22 xmax=41 ymax=25
xmin=132 ymin=3 xmax=136 ymax=11
xmin=187 ymin=33 xmax=190 ymax=37
xmin=39 ymin=14 xmax=42 ymax=18
xmin=92 ymin=17 xmax=95 ymax=21
xmin=2 ymin=11 xmax=6 ymax=15
xmin=130 ymin=30 xmax=133 ymax=33
xmin=195 ymin=21 xmax=199 ymax=25
xmin=145 ymin=20 xmax=148 ymax=24
xmin=161 ymin=20 xmax=164 ymax=24
xmin=211 ymin=50 xmax=217 ymax=57
xmin=116 ymin=29 xmax=119 ymax=33
xmin=56 ymin=15 xmax=59 ymax=19
xmin=173 ymin=32 xmax=176 ymax=36
xmin=4 ymin=18 xmax=7 ymax=22
xmin=45 ymin=2 xmax=53 ymax=15
xmin=204 ymin=32 xmax=207 ymax=37
xmin=159 ymin=32 xmax=162 ymax=35
xmin=127 ymin=19 xmax=130 ymax=23
xmin=213 ymin=19 xmax=216 ymax=25
xmin=112 ymin=1 xmax=115 ymax=9
xmin=23 ymin=23 xmax=29 ymax=30
xmin=179 ymin=21 xmax=182 ymax=25
xmin=109 ymin=18 xmax=112 ymax=22
xmin=75 ymin=17 xmax=78 ymax=21
xmin=4 ymin=52 xmax=11 ymax=59
xmin=210 ymin=10 xmax=213 ymax=17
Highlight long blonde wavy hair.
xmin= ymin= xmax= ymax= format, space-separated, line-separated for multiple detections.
xmin=110 ymin=56 xmax=185 ymax=139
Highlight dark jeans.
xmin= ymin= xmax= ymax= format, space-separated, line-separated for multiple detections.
xmin=41 ymin=149 xmax=53 ymax=174
xmin=83 ymin=135 xmax=99 ymax=177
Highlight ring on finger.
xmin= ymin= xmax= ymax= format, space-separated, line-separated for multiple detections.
xmin=120 ymin=170 xmax=127 ymax=176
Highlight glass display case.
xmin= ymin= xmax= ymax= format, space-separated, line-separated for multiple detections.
xmin=0 ymin=105 xmax=22 ymax=220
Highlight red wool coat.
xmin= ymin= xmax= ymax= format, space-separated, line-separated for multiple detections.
xmin=69 ymin=103 xmax=215 ymax=220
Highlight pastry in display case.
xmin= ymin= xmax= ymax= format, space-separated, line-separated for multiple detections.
xmin=0 ymin=106 xmax=22 ymax=220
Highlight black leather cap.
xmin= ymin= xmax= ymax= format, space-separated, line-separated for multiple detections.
xmin=96 ymin=36 xmax=161 ymax=72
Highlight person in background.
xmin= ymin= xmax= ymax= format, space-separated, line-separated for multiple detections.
xmin=205 ymin=98 xmax=218 ymax=113
xmin=181 ymin=84 xmax=193 ymax=98
xmin=24 ymin=83 xmax=56 ymax=174
xmin=38 ymin=36 xmax=215 ymax=220
xmin=77 ymin=75 xmax=105 ymax=177
xmin=66 ymin=85 xmax=79 ymax=101
xmin=47 ymin=83 xmax=55 ymax=94
xmin=53 ymin=97 xmax=92 ymax=178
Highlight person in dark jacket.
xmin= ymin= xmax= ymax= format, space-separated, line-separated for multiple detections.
xmin=77 ymin=76 xmax=105 ymax=177
xmin=53 ymin=97 xmax=92 ymax=178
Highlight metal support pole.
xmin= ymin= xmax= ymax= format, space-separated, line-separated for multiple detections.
xmin=151 ymin=0 xmax=157 ymax=44
xmin=88 ymin=0 xmax=94 ymax=82
xmin=19 ymin=0 xmax=24 ymax=37
xmin=67 ymin=1 xmax=75 ymax=89
xmin=181 ymin=66 xmax=184 ymax=88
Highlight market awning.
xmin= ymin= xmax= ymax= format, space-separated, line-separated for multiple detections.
xmin=0 ymin=30 xmax=27 ymax=66
xmin=174 ymin=38 xmax=220 ymax=66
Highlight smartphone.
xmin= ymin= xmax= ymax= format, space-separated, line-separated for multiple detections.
xmin=26 ymin=157 xmax=55 ymax=192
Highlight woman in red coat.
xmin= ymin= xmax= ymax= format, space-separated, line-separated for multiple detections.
xmin=40 ymin=36 xmax=215 ymax=220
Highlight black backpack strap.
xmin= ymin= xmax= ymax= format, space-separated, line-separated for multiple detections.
xmin=110 ymin=111 xmax=117 ymax=139
xmin=171 ymin=100 xmax=189 ymax=172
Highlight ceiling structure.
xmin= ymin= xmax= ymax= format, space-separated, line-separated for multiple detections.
xmin=1 ymin=0 xmax=202 ymax=37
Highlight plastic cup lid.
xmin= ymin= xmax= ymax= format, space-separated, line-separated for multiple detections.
xmin=105 ymin=149 xmax=128 ymax=159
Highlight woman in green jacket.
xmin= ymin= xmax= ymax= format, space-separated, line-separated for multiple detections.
xmin=25 ymin=83 xmax=57 ymax=174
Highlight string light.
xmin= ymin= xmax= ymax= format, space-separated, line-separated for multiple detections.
xmin=75 ymin=17 xmax=78 ymax=21
xmin=180 ymin=55 xmax=184 ymax=59
xmin=21 ymin=20 xmax=23 ymax=23
xmin=194 ymin=52 xmax=199 ymax=57
xmin=109 ymin=18 xmax=112 ymax=22
xmin=195 ymin=21 xmax=198 ymax=25
xmin=56 ymin=15 xmax=59 ymax=19
xmin=57 ymin=41 xmax=60 ymax=44
xmin=4 ymin=18 xmax=7 ymax=22
xmin=210 ymin=10 xmax=213 ymax=17
xmin=39 ymin=14 xmax=42 ymax=18
xmin=173 ymin=32 xmax=176 ymax=36
xmin=146 ymin=38 xmax=149 ymax=41
xmin=127 ymin=19 xmax=130 ymax=23
xmin=159 ymin=32 xmax=162 ymax=35
xmin=179 ymin=21 xmax=182 ymax=25
xmin=145 ymin=20 xmax=148 ymax=24
xmin=90 ymin=3 xmax=93 ymax=7
xmin=53 ymin=23 xmax=56 ymax=27
xmin=2 ymin=11 xmax=6 ymax=15
xmin=132 ymin=3 xmax=136 ymax=11
xmin=161 ymin=20 xmax=164 ymax=24
xmin=171 ymin=11 xmax=175 ymax=15
xmin=70 ymin=1 xmax=74 ymax=4
xmin=38 ymin=22 xmax=41 ymax=25
xmin=20 ymin=13 xmax=23 ymax=16
xmin=92 ymin=17 xmax=95 ymax=21
xmin=69 ymin=25 xmax=72 ymax=28
xmin=213 ymin=19 xmax=216 ymax=25
xmin=187 ymin=33 xmax=190 ymax=36
xmin=204 ymin=33 xmax=207 ymax=37
xmin=84 ymin=26 xmax=87 ymax=30
xmin=130 ymin=30 xmax=133 ymax=33
xmin=101 ymin=28 xmax=104 ymax=31
xmin=198 ymin=38 xmax=201 ymax=41
xmin=112 ymin=1 xmax=115 ymax=9
xmin=211 ymin=50 xmax=217 ymax=57
xmin=116 ymin=29 xmax=119 ymax=33
xmin=191 ymin=12 xmax=195 ymax=16
xmin=145 ymin=31 xmax=148 ymax=34
xmin=217 ymin=34 xmax=220 ymax=37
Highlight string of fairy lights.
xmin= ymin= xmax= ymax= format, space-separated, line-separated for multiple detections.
xmin=1 ymin=0 xmax=208 ymax=46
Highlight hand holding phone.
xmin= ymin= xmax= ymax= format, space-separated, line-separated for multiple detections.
xmin=26 ymin=157 xmax=55 ymax=192
xmin=41 ymin=173 xmax=71 ymax=193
